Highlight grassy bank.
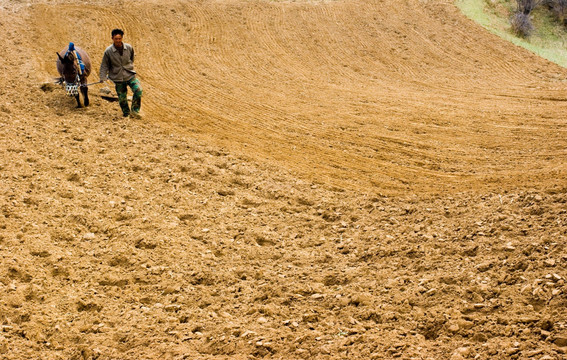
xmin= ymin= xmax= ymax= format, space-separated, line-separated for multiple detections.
xmin=456 ymin=0 xmax=567 ymax=67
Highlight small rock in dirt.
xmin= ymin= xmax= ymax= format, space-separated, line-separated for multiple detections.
xmin=241 ymin=330 xmax=257 ymax=338
xmin=457 ymin=319 xmax=474 ymax=330
xmin=425 ymin=288 xmax=438 ymax=296
xmin=478 ymin=283 xmax=491 ymax=293
xmin=472 ymin=333 xmax=488 ymax=342
xmin=135 ymin=238 xmax=158 ymax=249
xmin=470 ymin=292 xmax=484 ymax=303
xmin=505 ymin=242 xmax=516 ymax=251
xmin=553 ymin=336 xmax=567 ymax=347
xmin=520 ymin=284 xmax=532 ymax=294
xmin=217 ymin=189 xmax=235 ymax=196
xmin=302 ymin=313 xmax=318 ymax=323
xmin=518 ymin=317 xmax=539 ymax=324
xmin=476 ymin=261 xmax=494 ymax=272
xmin=165 ymin=304 xmax=181 ymax=312
xmin=544 ymin=259 xmax=556 ymax=267
xmin=83 ymin=232 xmax=96 ymax=241
xmin=447 ymin=323 xmax=460 ymax=333
xmin=162 ymin=286 xmax=180 ymax=295
xmin=30 ymin=250 xmax=50 ymax=257
xmin=350 ymin=293 xmax=371 ymax=306
xmin=525 ymin=349 xmax=543 ymax=357
xmin=453 ymin=347 xmax=471 ymax=357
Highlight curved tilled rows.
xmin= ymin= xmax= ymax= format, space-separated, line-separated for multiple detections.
xmin=28 ymin=0 xmax=567 ymax=193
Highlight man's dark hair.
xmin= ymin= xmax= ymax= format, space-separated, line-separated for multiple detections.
xmin=111 ymin=28 xmax=124 ymax=37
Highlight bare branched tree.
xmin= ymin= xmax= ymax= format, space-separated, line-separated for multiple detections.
xmin=511 ymin=0 xmax=542 ymax=37
xmin=516 ymin=0 xmax=543 ymax=14
xmin=511 ymin=12 xmax=534 ymax=37
xmin=544 ymin=0 xmax=567 ymax=25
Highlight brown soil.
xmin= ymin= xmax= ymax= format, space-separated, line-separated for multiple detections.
xmin=1 ymin=0 xmax=567 ymax=359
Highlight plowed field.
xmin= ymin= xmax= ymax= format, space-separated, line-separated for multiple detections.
xmin=1 ymin=0 xmax=567 ymax=359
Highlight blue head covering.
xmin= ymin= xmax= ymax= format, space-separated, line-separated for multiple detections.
xmin=66 ymin=42 xmax=84 ymax=74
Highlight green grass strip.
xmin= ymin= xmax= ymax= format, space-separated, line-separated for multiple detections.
xmin=456 ymin=0 xmax=567 ymax=67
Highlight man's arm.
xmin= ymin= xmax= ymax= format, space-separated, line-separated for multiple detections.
xmin=99 ymin=50 xmax=110 ymax=82
xmin=130 ymin=45 xmax=135 ymax=63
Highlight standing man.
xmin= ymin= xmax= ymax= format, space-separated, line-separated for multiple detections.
xmin=100 ymin=28 xmax=143 ymax=118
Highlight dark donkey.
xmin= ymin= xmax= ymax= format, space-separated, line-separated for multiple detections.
xmin=56 ymin=42 xmax=91 ymax=107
